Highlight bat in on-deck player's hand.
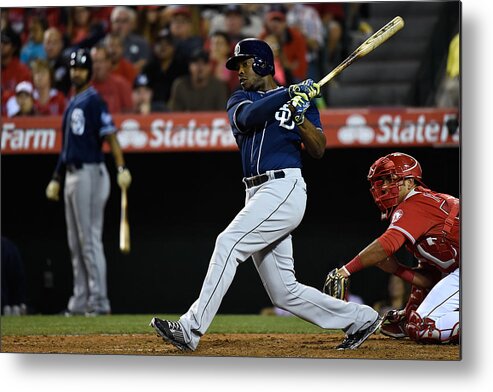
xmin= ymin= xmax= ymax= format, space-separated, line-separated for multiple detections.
xmin=120 ymin=187 xmax=130 ymax=254
xmin=318 ymin=16 xmax=405 ymax=87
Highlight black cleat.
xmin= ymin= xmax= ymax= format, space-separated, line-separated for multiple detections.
xmin=150 ymin=317 xmax=193 ymax=351
xmin=336 ymin=316 xmax=384 ymax=350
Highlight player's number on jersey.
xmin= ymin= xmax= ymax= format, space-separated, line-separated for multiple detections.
xmin=275 ymin=104 xmax=295 ymax=130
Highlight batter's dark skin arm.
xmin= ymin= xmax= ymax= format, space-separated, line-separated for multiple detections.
xmin=297 ymin=119 xmax=326 ymax=159
xmin=339 ymin=239 xmax=435 ymax=289
xmin=105 ymin=133 xmax=125 ymax=168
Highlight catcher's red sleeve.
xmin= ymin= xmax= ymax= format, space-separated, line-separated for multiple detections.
xmin=377 ymin=229 xmax=406 ymax=256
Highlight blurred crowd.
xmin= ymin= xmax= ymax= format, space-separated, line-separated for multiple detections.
xmin=1 ymin=3 xmax=372 ymax=116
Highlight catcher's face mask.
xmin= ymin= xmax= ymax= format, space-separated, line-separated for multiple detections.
xmin=369 ymin=175 xmax=403 ymax=220
xmin=368 ymin=153 xmax=423 ymax=220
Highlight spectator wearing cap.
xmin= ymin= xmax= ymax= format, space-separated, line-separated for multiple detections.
xmin=1 ymin=28 xmax=32 ymax=115
xmin=12 ymin=81 xmax=36 ymax=117
xmin=208 ymin=5 xmax=251 ymax=50
xmin=141 ymin=28 xmax=187 ymax=110
xmin=110 ymin=6 xmax=151 ymax=72
xmin=132 ymin=73 xmax=165 ymax=114
xmin=102 ymin=32 xmax=138 ymax=87
xmin=6 ymin=59 xmax=67 ymax=117
xmin=166 ymin=6 xmax=204 ymax=65
xmin=259 ymin=5 xmax=308 ymax=83
xmin=43 ymin=27 xmax=71 ymax=96
xmin=20 ymin=15 xmax=48 ymax=65
xmin=209 ymin=4 xmax=263 ymax=45
xmin=168 ymin=49 xmax=228 ymax=112
xmin=90 ymin=44 xmax=133 ymax=113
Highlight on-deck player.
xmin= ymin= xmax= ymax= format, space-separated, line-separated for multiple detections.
xmin=150 ymin=38 xmax=382 ymax=351
xmin=45 ymin=48 xmax=132 ymax=316
xmin=333 ymin=152 xmax=459 ymax=343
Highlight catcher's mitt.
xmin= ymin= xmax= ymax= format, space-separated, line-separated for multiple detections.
xmin=323 ymin=268 xmax=349 ymax=301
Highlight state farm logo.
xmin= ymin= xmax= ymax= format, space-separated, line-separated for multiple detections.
xmin=114 ymin=117 xmax=236 ymax=150
xmin=117 ymin=119 xmax=148 ymax=148
xmin=337 ymin=113 xmax=460 ymax=145
xmin=1 ymin=122 xmax=56 ymax=152
xmin=338 ymin=114 xmax=375 ymax=144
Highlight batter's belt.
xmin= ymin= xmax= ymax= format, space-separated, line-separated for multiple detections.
xmin=243 ymin=170 xmax=286 ymax=189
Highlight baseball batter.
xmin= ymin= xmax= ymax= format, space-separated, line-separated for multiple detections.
xmin=151 ymin=38 xmax=382 ymax=351
xmin=45 ymin=48 xmax=132 ymax=316
xmin=330 ymin=152 xmax=459 ymax=344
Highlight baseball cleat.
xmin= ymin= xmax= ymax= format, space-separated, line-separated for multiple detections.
xmin=149 ymin=317 xmax=193 ymax=351
xmin=336 ymin=315 xmax=384 ymax=350
xmin=380 ymin=321 xmax=408 ymax=339
xmin=380 ymin=309 xmax=408 ymax=339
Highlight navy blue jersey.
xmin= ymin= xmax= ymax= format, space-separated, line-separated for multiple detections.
xmin=60 ymin=87 xmax=116 ymax=166
xmin=227 ymin=87 xmax=323 ymax=177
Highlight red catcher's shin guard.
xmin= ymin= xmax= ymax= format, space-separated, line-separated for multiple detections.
xmin=406 ymin=310 xmax=459 ymax=344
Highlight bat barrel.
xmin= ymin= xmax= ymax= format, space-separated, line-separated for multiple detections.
xmin=318 ymin=16 xmax=404 ymax=87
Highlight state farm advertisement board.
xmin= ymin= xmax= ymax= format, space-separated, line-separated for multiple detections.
xmin=1 ymin=108 xmax=459 ymax=154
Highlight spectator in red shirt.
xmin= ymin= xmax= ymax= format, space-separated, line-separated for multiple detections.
xmin=311 ymin=3 xmax=345 ymax=63
xmin=1 ymin=28 xmax=32 ymax=115
xmin=90 ymin=44 xmax=133 ymax=113
xmin=259 ymin=5 xmax=308 ymax=83
xmin=66 ymin=7 xmax=92 ymax=46
xmin=102 ymin=32 xmax=138 ymax=87
xmin=208 ymin=31 xmax=239 ymax=94
xmin=31 ymin=59 xmax=66 ymax=115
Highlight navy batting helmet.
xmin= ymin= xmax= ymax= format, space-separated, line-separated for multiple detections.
xmin=226 ymin=38 xmax=275 ymax=76
xmin=69 ymin=48 xmax=93 ymax=81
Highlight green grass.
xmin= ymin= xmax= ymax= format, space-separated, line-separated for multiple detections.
xmin=1 ymin=314 xmax=338 ymax=336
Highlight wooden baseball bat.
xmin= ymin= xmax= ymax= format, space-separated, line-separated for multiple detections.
xmin=318 ymin=16 xmax=405 ymax=87
xmin=119 ymin=187 xmax=130 ymax=254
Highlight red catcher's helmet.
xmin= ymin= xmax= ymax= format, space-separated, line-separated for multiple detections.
xmin=368 ymin=152 xmax=423 ymax=219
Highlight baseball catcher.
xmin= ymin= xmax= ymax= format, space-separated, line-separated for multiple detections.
xmin=323 ymin=152 xmax=459 ymax=344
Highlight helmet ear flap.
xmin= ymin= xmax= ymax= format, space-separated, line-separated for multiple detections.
xmin=252 ymin=56 xmax=273 ymax=77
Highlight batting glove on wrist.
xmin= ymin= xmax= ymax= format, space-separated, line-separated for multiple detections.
xmin=46 ymin=179 xmax=60 ymax=201
xmin=288 ymin=79 xmax=321 ymax=101
xmin=117 ymin=166 xmax=132 ymax=189
xmin=289 ymin=95 xmax=310 ymax=125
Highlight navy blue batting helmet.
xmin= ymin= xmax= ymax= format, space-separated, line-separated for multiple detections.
xmin=69 ymin=48 xmax=93 ymax=81
xmin=226 ymin=38 xmax=275 ymax=76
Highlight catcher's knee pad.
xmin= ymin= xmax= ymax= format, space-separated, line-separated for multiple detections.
xmin=406 ymin=310 xmax=459 ymax=344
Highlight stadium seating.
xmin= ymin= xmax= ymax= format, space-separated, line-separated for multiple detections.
xmin=327 ymin=2 xmax=452 ymax=107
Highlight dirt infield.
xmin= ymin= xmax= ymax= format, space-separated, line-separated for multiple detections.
xmin=2 ymin=333 xmax=460 ymax=360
